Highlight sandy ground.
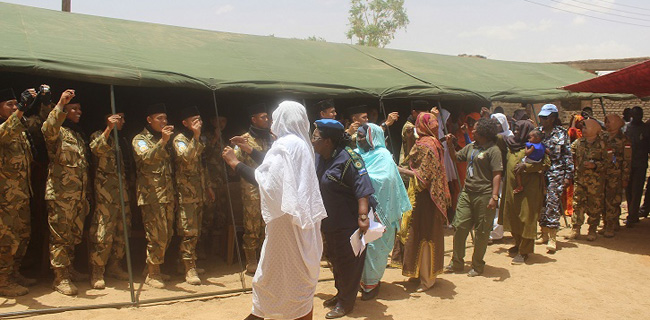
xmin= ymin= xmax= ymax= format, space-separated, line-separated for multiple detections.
xmin=2 ymin=213 xmax=650 ymax=320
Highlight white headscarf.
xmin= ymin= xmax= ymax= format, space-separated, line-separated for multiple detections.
xmin=255 ymin=101 xmax=327 ymax=229
xmin=437 ymin=108 xmax=458 ymax=181
xmin=491 ymin=113 xmax=513 ymax=137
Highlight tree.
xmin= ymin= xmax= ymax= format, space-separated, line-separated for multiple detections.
xmin=306 ymin=36 xmax=327 ymax=42
xmin=346 ymin=0 xmax=409 ymax=48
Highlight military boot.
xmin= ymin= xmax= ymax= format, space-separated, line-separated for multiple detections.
xmin=536 ymin=227 xmax=549 ymax=245
xmin=597 ymin=222 xmax=607 ymax=235
xmin=106 ymin=260 xmax=130 ymax=281
xmin=145 ymin=263 xmax=165 ymax=289
xmin=547 ymin=228 xmax=558 ymax=253
xmin=604 ymin=221 xmax=615 ymax=238
xmin=90 ymin=265 xmax=106 ymax=289
xmin=142 ymin=265 xmax=171 ymax=281
xmin=53 ymin=267 xmax=78 ymax=295
xmin=0 ymin=273 xmax=29 ymax=297
xmin=69 ymin=266 xmax=89 ymax=282
xmin=183 ymin=260 xmax=201 ymax=285
xmin=565 ymin=226 xmax=580 ymax=240
xmin=13 ymin=262 xmax=37 ymax=287
xmin=244 ymin=249 xmax=258 ymax=275
xmin=587 ymin=224 xmax=597 ymax=241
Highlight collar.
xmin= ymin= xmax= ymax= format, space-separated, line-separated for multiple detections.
xmin=249 ymin=125 xmax=271 ymax=141
xmin=145 ymin=125 xmax=162 ymax=139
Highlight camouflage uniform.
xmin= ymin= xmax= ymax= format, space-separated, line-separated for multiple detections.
xmin=173 ymin=132 xmax=206 ymax=261
xmin=132 ymin=128 xmax=175 ymax=265
xmin=42 ymin=106 xmax=89 ymax=269
xmin=602 ymin=131 xmax=631 ymax=224
xmin=234 ymin=131 xmax=270 ymax=251
xmin=0 ymin=112 xmax=33 ymax=276
xmin=571 ymin=136 xmax=608 ymax=229
xmin=89 ymin=131 xmax=131 ymax=267
xmin=202 ymin=131 xmax=228 ymax=252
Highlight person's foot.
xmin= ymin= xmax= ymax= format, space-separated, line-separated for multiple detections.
xmin=444 ymin=263 xmax=463 ymax=274
xmin=625 ymin=219 xmax=639 ymax=228
xmin=361 ymin=283 xmax=380 ymax=300
xmin=507 ymin=246 xmax=519 ymax=257
xmin=586 ymin=229 xmax=597 ymax=241
xmin=325 ymin=305 xmax=351 ymax=319
xmin=565 ymin=227 xmax=580 ymax=240
xmin=511 ymin=254 xmax=528 ymax=265
xmin=467 ymin=269 xmax=481 ymax=277
xmin=323 ymin=296 xmax=338 ymax=308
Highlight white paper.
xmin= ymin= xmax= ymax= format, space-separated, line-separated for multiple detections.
xmin=349 ymin=208 xmax=386 ymax=257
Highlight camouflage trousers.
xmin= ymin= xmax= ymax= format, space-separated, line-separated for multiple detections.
xmin=141 ymin=203 xmax=174 ymax=265
xmin=47 ymin=199 xmax=89 ymax=268
xmin=604 ymin=171 xmax=624 ymax=224
xmin=201 ymin=189 xmax=228 ymax=238
xmin=572 ymin=182 xmax=605 ymax=227
xmin=0 ymin=199 xmax=30 ymax=275
xmin=540 ymin=175 xmax=564 ymax=229
xmin=89 ymin=201 xmax=132 ymax=267
xmin=177 ymin=202 xmax=203 ymax=261
xmin=242 ymin=200 xmax=265 ymax=251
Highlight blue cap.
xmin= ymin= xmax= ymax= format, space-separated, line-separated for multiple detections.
xmin=538 ymin=104 xmax=558 ymax=117
xmin=314 ymin=119 xmax=344 ymax=130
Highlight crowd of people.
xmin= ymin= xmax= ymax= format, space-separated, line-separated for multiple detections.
xmin=0 ymin=84 xmax=648 ymax=319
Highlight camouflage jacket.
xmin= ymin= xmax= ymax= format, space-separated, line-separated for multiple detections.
xmin=602 ymin=131 xmax=631 ymax=183
xmin=203 ymin=130 xmax=227 ymax=189
xmin=0 ymin=112 xmax=33 ymax=203
xmin=173 ymin=132 xmax=206 ymax=204
xmin=90 ymin=130 xmax=129 ymax=203
xmin=234 ymin=131 xmax=271 ymax=202
xmin=132 ymin=128 xmax=174 ymax=205
xmin=571 ymin=135 xmax=608 ymax=187
xmin=42 ymin=107 xmax=89 ymax=201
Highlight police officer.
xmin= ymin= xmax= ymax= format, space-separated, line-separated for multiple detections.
xmin=0 ymin=87 xmax=41 ymax=296
xmin=88 ymin=113 xmax=131 ymax=289
xmin=173 ymin=106 xmax=212 ymax=285
xmin=42 ymin=89 xmax=90 ymax=296
xmin=132 ymin=103 xmax=175 ymax=288
xmin=234 ymin=103 xmax=272 ymax=274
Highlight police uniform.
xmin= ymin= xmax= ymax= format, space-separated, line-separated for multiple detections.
xmin=317 ymin=145 xmax=374 ymax=313
xmin=42 ymin=104 xmax=90 ymax=287
xmin=89 ymin=130 xmax=131 ymax=279
xmin=571 ymin=136 xmax=608 ymax=234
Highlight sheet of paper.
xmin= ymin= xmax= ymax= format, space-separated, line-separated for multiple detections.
xmin=350 ymin=228 xmax=365 ymax=256
xmin=349 ymin=208 xmax=386 ymax=257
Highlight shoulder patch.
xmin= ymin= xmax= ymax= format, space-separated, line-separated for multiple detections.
xmin=137 ymin=140 xmax=148 ymax=152
xmin=345 ymin=146 xmax=367 ymax=175
xmin=177 ymin=140 xmax=187 ymax=153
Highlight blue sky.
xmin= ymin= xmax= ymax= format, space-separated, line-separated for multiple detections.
xmin=3 ymin=0 xmax=649 ymax=62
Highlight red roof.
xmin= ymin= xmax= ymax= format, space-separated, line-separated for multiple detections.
xmin=563 ymin=60 xmax=650 ymax=98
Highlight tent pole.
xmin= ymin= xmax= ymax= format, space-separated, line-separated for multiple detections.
xmin=378 ymin=98 xmax=397 ymax=162
xmin=109 ymin=85 xmax=136 ymax=303
xmin=599 ymin=97 xmax=608 ymax=117
xmin=211 ymin=90 xmax=247 ymax=290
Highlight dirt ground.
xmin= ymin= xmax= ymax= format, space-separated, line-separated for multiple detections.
xmin=2 ymin=212 xmax=650 ymax=320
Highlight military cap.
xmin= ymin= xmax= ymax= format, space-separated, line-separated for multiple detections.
xmin=146 ymin=103 xmax=167 ymax=116
xmin=0 ymin=88 xmax=16 ymax=103
xmin=179 ymin=105 xmax=200 ymax=121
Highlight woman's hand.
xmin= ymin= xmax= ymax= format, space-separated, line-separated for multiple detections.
xmin=222 ymin=146 xmax=241 ymax=170
xmin=514 ymin=162 xmax=526 ymax=174
xmin=358 ymin=216 xmax=369 ymax=233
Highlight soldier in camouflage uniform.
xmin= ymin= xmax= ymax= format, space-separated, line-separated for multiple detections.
xmin=234 ymin=103 xmax=272 ymax=274
xmin=88 ymin=113 xmax=131 ymax=289
xmin=173 ymin=106 xmax=213 ymax=285
xmin=0 ymin=87 xmax=41 ymax=297
xmin=132 ymin=103 xmax=175 ymax=289
xmin=201 ymin=116 xmax=228 ymax=258
xmin=345 ymin=105 xmax=368 ymax=148
xmin=601 ymin=114 xmax=631 ymax=238
xmin=42 ymin=89 xmax=90 ymax=295
xmin=568 ymin=119 xmax=608 ymax=241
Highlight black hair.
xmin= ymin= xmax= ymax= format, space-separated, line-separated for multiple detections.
xmin=529 ymin=128 xmax=542 ymax=138
xmin=493 ymin=106 xmax=505 ymax=114
xmin=475 ymin=118 xmax=500 ymax=142
xmin=318 ymin=126 xmax=348 ymax=148
xmin=315 ymin=99 xmax=335 ymax=112
xmin=582 ymin=106 xmax=593 ymax=113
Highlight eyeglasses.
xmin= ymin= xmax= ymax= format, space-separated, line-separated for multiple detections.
xmin=311 ymin=134 xmax=322 ymax=142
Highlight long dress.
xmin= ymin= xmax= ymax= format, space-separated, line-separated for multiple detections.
xmin=502 ymin=149 xmax=549 ymax=255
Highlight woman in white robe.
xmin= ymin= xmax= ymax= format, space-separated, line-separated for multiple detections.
xmin=223 ymin=101 xmax=327 ymax=320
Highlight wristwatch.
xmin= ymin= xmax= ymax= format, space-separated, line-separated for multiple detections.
xmin=492 ymin=195 xmax=499 ymax=201
xmin=359 ymin=214 xmax=368 ymax=221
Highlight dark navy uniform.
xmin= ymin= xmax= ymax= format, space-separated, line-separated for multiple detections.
xmin=317 ymin=146 xmax=374 ymax=312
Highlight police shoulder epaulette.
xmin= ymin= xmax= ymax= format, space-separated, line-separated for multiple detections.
xmin=345 ymin=147 xmax=367 ymax=175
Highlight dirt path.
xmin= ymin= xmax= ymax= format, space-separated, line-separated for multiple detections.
xmin=2 ymin=215 xmax=650 ymax=320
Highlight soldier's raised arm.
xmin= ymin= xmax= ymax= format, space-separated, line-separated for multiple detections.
xmin=41 ymin=89 xmax=74 ymax=142
xmin=132 ymin=125 xmax=172 ymax=164
xmin=175 ymin=118 xmax=204 ymax=163
xmin=90 ymin=114 xmax=121 ymax=156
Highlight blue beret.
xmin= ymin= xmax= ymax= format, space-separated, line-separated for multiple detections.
xmin=315 ymin=119 xmax=344 ymax=130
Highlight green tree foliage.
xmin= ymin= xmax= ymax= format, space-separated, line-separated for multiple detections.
xmin=346 ymin=0 xmax=409 ymax=48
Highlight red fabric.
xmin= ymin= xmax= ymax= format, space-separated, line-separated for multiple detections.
xmin=563 ymin=60 xmax=650 ymax=98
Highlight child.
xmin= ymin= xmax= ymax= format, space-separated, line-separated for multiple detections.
xmin=513 ymin=129 xmax=545 ymax=194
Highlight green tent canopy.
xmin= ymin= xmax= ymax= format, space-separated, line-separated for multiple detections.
xmin=0 ymin=3 xmax=615 ymax=102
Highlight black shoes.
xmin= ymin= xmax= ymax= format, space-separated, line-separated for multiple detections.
xmin=323 ymin=296 xmax=338 ymax=308
xmin=326 ymin=305 xmax=351 ymax=319
xmin=360 ymin=283 xmax=380 ymax=301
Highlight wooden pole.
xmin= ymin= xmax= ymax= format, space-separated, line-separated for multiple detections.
xmin=62 ymin=0 xmax=71 ymax=12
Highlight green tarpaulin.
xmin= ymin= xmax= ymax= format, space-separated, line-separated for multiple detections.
xmin=0 ymin=3 xmax=617 ymax=102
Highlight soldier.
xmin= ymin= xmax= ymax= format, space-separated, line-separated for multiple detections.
xmin=234 ymin=103 xmax=272 ymax=274
xmin=42 ymin=89 xmax=90 ymax=295
xmin=88 ymin=113 xmax=131 ymax=289
xmin=568 ymin=119 xmax=608 ymax=241
xmin=201 ymin=115 xmax=228 ymax=258
xmin=316 ymin=99 xmax=337 ymax=120
xmin=173 ymin=106 xmax=213 ymax=285
xmin=601 ymin=114 xmax=631 ymax=238
xmin=132 ymin=103 xmax=175 ymax=288
xmin=0 ymin=87 xmax=41 ymax=296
